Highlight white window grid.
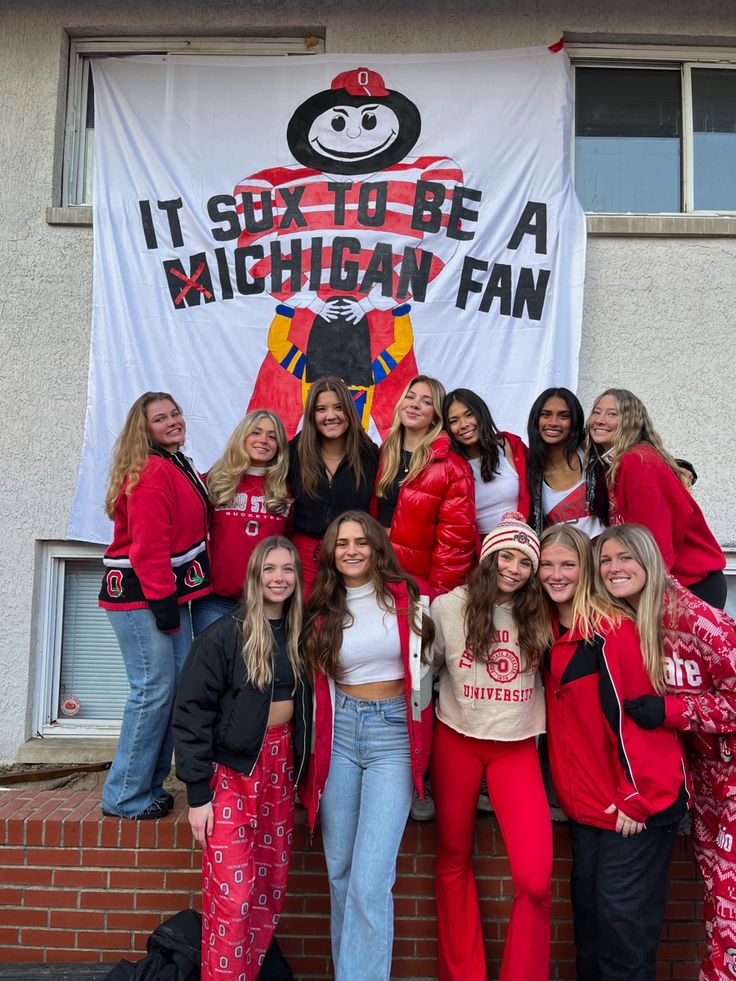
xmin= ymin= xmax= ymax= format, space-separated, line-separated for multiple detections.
xmin=569 ymin=43 xmax=736 ymax=215
xmin=61 ymin=34 xmax=325 ymax=207
xmin=34 ymin=541 xmax=120 ymax=737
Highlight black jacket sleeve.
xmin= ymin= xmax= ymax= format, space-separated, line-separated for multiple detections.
xmin=173 ymin=625 xmax=231 ymax=806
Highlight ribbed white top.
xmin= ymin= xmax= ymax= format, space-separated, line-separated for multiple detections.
xmin=338 ymin=582 xmax=403 ymax=685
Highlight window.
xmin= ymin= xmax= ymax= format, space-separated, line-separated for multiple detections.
xmin=725 ymin=553 xmax=736 ymax=621
xmin=572 ymin=45 xmax=736 ymax=214
xmin=35 ymin=543 xmax=127 ymax=736
xmin=61 ymin=35 xmax=324 ymax=207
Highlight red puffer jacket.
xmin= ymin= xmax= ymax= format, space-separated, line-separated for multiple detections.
xmin=374 ymin=432 xmax=476 ymax=599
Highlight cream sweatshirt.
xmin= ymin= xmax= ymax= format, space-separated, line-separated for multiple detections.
xmin=430 ymin=586 xmax=545 ymax=741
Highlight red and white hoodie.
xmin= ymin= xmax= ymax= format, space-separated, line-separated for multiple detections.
xmin=661 ymin=580 xmax=736 ymax=793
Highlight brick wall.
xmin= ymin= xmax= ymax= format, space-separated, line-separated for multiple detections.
xmin=0 ymin=789 xmax=704 ymax=978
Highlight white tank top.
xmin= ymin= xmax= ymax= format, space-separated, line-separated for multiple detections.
xmin=338 ymin=582 xmax=403 ymax=685
xmin=542 ymin=452 xmax=605 ymax=539
xmin=470 ymin=453 xmax=520 ymax=536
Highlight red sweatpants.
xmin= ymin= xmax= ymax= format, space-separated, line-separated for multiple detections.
xmin=202 ymin=724 xmax=295 ymax=981
xmin=690 ymin=758 xmax=736 ymax=981
xmin=431 ymin=720 xmax=552 ymax=981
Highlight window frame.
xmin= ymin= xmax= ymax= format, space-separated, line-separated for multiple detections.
xmin=725 ymin=550 xmax=736 ymax=621
xmin=34 ymin=541 xmax=121 ymax=738
xmin=569 ymin=43 xmax=736 ymax=217
xmin=60 ymin=34 xmax=325 ymax=208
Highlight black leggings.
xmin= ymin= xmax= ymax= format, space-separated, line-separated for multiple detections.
xmin=687 ymin=569 xmax=727 ymax=610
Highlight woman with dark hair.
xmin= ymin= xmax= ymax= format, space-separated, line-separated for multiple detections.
xmin=300 ymin=512 xmax=434 ymax=981
xmin=99 ymin=392 xmax=210 ymax=820
xmin=540 ymin=524 xmax=689 ymax=981
xmin=174 ymin=536 xmax=310 ymax=981
xmin=289 ymin=376 xmax=379 ymax=594
xmin=192 ymin=409 xmax=291 ymax=635
xmin=430 ymin=512 xmax=552 ymax=981
xmin=443 ymin=387 xmax=530 ymax=533
xmin=526 ymin=387 xmax=607 ymax=539
xmin=375 ymin=375 xmax=475 ymax=599
xmin=587 ymin=388 xmax=725 ymax=607
xmin=595 ymin=523 xmax=736 ymax=981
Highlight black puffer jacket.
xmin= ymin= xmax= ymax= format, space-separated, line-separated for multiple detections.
xmin=173 ymin=610 xmax=312 ymax=806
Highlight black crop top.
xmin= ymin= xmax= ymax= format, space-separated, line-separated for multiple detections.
xmin=270 ymin=619 xmax=296 ymax=702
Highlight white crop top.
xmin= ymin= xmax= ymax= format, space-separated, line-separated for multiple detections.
xmin=337 ymin=582 xmax=403 ymax=686
xmin=470 ymin=453 xmax=520 ymax=536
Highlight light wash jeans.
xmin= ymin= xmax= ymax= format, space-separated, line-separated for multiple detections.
xmin=191 ymin=593 xmax=238 ymax=636
xmin=102 ymin=605 xmax=192 ymax=817
xmin=319 ymin=690 xmax=414 ymax=981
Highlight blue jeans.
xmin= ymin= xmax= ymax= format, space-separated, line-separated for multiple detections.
xmin=319 ymin=690 xmax=414 ymax=981
xmin=102 ymin=605 xmax=192 ymax=817
xmin=191 ymin=593 xmax=238 ymax=636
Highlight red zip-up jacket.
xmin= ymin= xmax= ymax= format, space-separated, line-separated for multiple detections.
xmin=544 ymin=615 xmax=689 ymax=828
xmin=610 ymin=445 xmax=724 ymax=587
xmin=300 ymin=581 xmax=433 ymax=832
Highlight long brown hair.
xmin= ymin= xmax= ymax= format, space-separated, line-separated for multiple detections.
xmin=376 ymin=375 xmax=446 ymax=497
xmin=464 ymin=552 xmax=549 ymax=671
xmin=240 ymin=536 xmax=304 ymax=691
xmin=298 ymin=377 xmax=377 ymax=497
xmin=206 ymin=410 xmax=289 ymax=512
xmin=104 ymin=391 xmax=182 ymax=519
xmin=304 ymin=511 xmax=434 ymax=678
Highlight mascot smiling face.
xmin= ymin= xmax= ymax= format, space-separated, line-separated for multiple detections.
xmin=287 ymin=67 xmax=422 ymax=176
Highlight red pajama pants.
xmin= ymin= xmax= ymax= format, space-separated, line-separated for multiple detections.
xmin=431 ymin=720 xmax=552 ymax=981
xmin=690 ymin=758 xmax=736 ymax=981
xmin=202 ymin=724 xmax=295 ymax=981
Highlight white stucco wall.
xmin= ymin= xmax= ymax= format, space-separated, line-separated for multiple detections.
xmin=1 ymin=0 xmax=735 ymax=761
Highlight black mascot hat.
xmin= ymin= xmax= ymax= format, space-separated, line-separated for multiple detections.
xmin=287 ymin=66 xmax=422 ymax=176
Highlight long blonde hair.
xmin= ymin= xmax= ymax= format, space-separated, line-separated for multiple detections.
xmin=539 ymin=525 xmax=618 ymax=641
xmin=104 ymin=392 xmax=182 ymax=519
xmin=585 ymin=388 xmax=686 ymax=489
xmin=377 ymin=375 xmax=446 ymax=497
xmin=206 ymin=410 xmax=289 ymax=512
xmin=593 ymin=524 xmax=675 ymax=692
xmin=240 ymin=537 xmax=304 ymax=691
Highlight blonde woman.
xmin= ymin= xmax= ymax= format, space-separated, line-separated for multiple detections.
xmin=595 ymin=523 xmax=736 ymax=981
xmin=174 ymin=537 xmax=311 ymax=981
xmin=375 ymin=374 xmax=476 ymax=599
xmin=586 ymin=388 xmax=725 ymax=607
xmin=192 ymin=410 xmax=290 ymax=635
xmin=99 ymin=392 xmax=210 ymax=820
xmin=539 ymin=523 xmax=688 ymax=981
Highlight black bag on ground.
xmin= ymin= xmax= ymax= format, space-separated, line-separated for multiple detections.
xmin=102 ymin=908 xmax=294 ymax=981
xmin=102 ymin=909 xmax=200 ymax=981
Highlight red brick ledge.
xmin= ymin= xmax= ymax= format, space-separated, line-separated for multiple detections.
xmin=0 ymin=790 xmax=705 ymax=979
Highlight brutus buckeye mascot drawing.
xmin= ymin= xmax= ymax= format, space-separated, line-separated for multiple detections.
xmin=235 ymin=67 xmax=462 ymax=436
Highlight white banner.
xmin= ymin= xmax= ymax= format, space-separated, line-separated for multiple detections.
xmin=69 ymin=46 xmax=586 ymax=543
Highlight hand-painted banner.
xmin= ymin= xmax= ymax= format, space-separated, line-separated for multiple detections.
xmin=69 ymin=46 xmax=585 ymax=543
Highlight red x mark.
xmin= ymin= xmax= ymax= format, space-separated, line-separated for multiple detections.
xmin=170 ymin=262 xmax=214 ymax=306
